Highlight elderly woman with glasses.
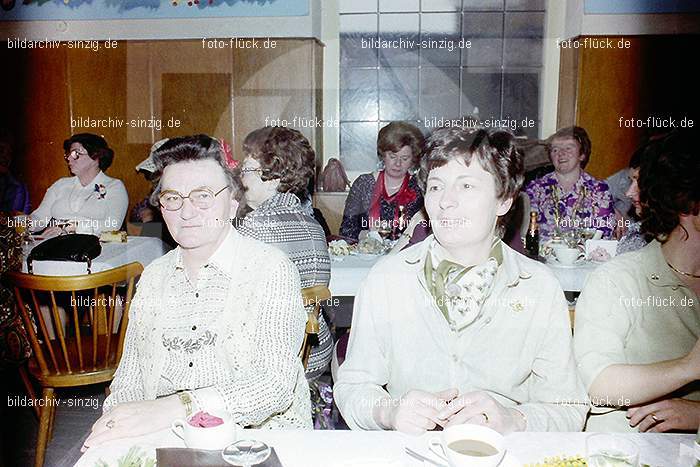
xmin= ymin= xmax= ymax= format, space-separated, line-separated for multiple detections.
xmin=83 ymin=135 xmax=311 ymax=450
xmin=335 ymin=127 xmax=588 ymax=435
xmin=28 ymin=133 xmax=128 ymax=236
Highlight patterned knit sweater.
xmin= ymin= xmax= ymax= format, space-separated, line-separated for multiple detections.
xmin=236 ymin=192 xmax=332 ymax=381
xmin=103 ymin=227 xmax=312 ymax=429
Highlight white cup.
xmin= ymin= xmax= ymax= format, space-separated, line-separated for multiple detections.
xmin=171 ymin=411 xmax=238 ymax=450
xmin=428 ymin=424 xmax=506 ymax=467
xmin=553 ymin=246 xmax=584 ymax=265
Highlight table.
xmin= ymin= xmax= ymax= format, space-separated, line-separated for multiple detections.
xmin=328 ymin=254 xmax=383 ymax=296
xmin=21 ymin=236 xmax=170 ymax=275
xmin=329 ymin=253 xmax=601 ymax=296
xmin=75 ymin=428 xmax=695 ymax=467
xmin=543 ymin=259 xmax=599 ymax=293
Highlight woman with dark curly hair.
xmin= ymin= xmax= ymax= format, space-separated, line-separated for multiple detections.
xmin=574 ymin=129 xmax=700 ymax=433
xmin=340 ymin=121 xmax=425 ymax=240
xmin=28 ymin=133 xmax=128 ymax=235
xmin=236 ymin=126 xmax=333 ymax=383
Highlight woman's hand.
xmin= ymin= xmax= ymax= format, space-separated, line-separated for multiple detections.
xmin=82 ymin=396 xmax=184 ymax=451
xmin=627 ymin=398 xmax=700 ymax=432
xmin=375 ymin=388 xmax=458 ymax=435
xmin=437 ymin=391 xmax=527 ymax=434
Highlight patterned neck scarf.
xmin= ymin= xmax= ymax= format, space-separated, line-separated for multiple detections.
xmin=424 ymin=237 xmax=503 ymax=331
xmin=368 ymin=171 xmax=417 ymax=227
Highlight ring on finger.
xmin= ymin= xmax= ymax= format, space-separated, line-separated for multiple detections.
xmin=106 ymin=419 xmax=116 ymax=429
xmin=650 ymin=413 xmax=660 ymax=423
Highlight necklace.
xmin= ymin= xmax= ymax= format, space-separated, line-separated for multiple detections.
xmin=666 ymin=261 xmax=700 ymax=279
xmin=550 ymin=183 xmax=586 ymax=231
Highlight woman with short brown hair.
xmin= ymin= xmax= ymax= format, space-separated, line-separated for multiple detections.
xmin=340 ymin=121 xmax=425 ymax=240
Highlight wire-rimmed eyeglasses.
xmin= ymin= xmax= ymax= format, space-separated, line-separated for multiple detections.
xmin=158 ymin=186 xmax=228 ymax=211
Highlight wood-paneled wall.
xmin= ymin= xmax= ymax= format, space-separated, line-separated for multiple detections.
xmin=557 ymin=35 xmax=699 ymax=180
xmin=0 ymin=39 xmax=323 ymax=215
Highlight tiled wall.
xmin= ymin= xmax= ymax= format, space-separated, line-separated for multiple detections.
xmin=339 ymin=0 xmax=545 ymax=173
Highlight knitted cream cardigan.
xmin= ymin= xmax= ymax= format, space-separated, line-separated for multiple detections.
xmin=104 ymin=228 xmax=312 ymax=429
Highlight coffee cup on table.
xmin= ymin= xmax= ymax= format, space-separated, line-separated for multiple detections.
xmin=171 ymin=410 xmax=238 ymax=450
xmin=428 ymin=424 xmax=506 ymax=467
xmin=553 ymin=246 xmax=584 ymax=265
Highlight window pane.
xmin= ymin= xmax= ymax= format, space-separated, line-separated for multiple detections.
xmin=503 ymin=70 xmax=539 ymax=124
xmin=422 ymin=0 xmax=462 ymax=12
xmin=340 ymin=14 xmax=379 ymax=67
xmin=340 ymin=0 xmax=378 ymax=14
xmin=380 ymin=0 xmax=419 ymax=12
xmin=461 ymin=69 xmax=502 ymax=120
xmin=340 ymin=122 xmax=380 ymax=171
xmin=506 ymin=0 xmax=545 ymax=11
xmin=462 ymin=0 xmax=505 ymax=11
xmin=461 ymin=12 xmax=504 ymax=67
xmin=421 ymin=13 xmax=462 ymax=66
xmin=340 ymin=68 xmax=379 ymax=121
xmin=419 ymin=67 xmax=461 ymax=120
xmin=378 ymin=13 xmax=420 ymax=67
xmin=504 ymin=12 xmax=544 ymax=66
xmin=379 ymin=67 xmax=419 ymax=120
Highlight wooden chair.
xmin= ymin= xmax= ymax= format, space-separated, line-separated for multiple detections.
xmin=4 ymin=262 xmax=143 ymax=467
xmin=299 ymin=285 xmax=332 ymax=370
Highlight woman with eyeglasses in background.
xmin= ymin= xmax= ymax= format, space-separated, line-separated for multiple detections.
xmin=83 ymin=134 xmax=311 ymax=450
xmin=28 ymin=133 xmax=128 ymax=236
xmin=340 ymin=121 xmax=425 ymax=241
xmin=236 ymin=126 xmax=332 ymax=384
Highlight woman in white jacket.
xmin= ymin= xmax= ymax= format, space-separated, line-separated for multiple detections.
xmin=335 ymin=127 xmax=588 ymax=434
xmin=30 ymin=133 xmax=127 ymax=236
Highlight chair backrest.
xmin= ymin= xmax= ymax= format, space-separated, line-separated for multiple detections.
xmin=4 ymin=262 xmax=143 ymax=383
xmin=299 ymin=284 xmax=332 ymax=370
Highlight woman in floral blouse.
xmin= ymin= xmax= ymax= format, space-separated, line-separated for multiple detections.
xmin=525 ymin=126 xmax=614 ymax=240
xmin=340 ymin=122 xmax=425 ymax=241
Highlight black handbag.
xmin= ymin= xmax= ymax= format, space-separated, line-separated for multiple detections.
xmin=27 ymin=234 xmax=102 ymax=274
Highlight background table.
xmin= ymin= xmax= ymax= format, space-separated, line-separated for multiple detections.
xmin=328 ymin=254 xmax=383 ymax=296
xmin=21 ymin=236 xmax=170 ymax=275
xmin=75 ymin=427 xmax=695 ymax=467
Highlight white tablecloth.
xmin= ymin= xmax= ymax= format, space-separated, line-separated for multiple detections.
xmin=75 ymin=427 xmax=695 ymax=467
xmin=543 ymin=260 xmax=600 ymax=292
xmin=21 ymin=236 xmax=170 ymax=275
xmin=329 ymin=254 xmax=601 ymax=296
xmin=329 ymin=254 xmax=384 ymax=296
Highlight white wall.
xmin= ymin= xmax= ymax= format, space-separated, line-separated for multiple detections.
xmin=319 ymin=0 xmax=340 ymax=167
